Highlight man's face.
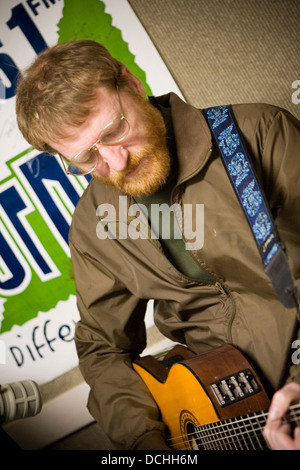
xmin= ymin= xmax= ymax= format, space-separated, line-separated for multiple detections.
xmin=51 ymin=85 xmax=171 ymax=196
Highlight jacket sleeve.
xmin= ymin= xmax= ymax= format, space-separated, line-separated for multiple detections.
xmin=255 ymin=106 xmax=300 ymax=385
xmin=69 ymin=238 xmax=169 ymax=450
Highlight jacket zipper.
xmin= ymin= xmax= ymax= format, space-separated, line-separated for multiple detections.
xmin=170 ymin=146 xmax=237 ymax=343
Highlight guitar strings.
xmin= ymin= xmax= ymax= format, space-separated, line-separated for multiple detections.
xmin=168 ymin=423 xmax=266 ymax=450
xmin=168 ymin=411 xmax=300 ymax=450
xmin=167 ymin=403 xmax=300 ymax=450
xmin=169 ymin=410 xmax=300 ymax=450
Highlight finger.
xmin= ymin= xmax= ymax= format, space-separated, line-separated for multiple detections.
xmin=267 ymin=383 xmax=300 ymax=423
xmin=280 ymin=423 xmax=293 ymax=436
xmin=264 ymin=423 xmax=294 ymax=450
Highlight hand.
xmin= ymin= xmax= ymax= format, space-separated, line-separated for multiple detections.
xmin=263 ymin=382 xmax=300 ymax=450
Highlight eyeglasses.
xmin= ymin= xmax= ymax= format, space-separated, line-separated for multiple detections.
xmin=59 ymin=86 xmax=130 ymax=176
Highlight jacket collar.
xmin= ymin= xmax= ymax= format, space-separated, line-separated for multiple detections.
xmin=155 ymin=93 xmax=212 ymax=185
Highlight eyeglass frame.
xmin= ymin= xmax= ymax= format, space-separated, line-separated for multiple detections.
xmin=59 ymin=84 xmax=129 ymax=176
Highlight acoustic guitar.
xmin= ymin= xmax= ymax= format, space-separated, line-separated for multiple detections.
xmin=133 ymin=344 xmax=300 ymax=450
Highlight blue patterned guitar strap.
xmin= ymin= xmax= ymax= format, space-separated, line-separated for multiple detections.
xmin=204 ymin=105 xmax=299 ymax=312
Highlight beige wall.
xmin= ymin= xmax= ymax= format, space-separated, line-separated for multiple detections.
xmin=129 ymin=0 xmax=300 ymax=119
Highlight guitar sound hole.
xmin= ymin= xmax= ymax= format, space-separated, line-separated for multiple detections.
xmin=186 ymin=422 xmax=203 ymax=450
xmin=180 ymin=410 xmax=203 ymax=450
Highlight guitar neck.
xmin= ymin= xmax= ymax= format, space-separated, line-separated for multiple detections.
xmin=194 ymin=409 xmax=269 ymax=450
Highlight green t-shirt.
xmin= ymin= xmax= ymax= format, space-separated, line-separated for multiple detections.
xmin=135 ymin=106 xmax=213 ymax=282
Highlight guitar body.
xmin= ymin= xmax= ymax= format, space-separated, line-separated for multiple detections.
xmin=133 ymin=344 xmax=271 ymax=450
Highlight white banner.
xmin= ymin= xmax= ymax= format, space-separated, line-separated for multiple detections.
xmin=0 ymin=0 xmax=182 ymax=385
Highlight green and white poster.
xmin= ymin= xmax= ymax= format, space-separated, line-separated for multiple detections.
xmin=0 ymin=0 xmax=182 ymax=385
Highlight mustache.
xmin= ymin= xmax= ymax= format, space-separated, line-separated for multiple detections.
xmin=110 ymin=148 xmax=153 ymax=179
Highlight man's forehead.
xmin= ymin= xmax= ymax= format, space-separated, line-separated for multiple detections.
xmin=48 ymin=87 xmax=119 ymax=155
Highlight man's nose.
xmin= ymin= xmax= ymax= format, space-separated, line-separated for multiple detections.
xmin=95 ymin=144 xmax=129 ymax=171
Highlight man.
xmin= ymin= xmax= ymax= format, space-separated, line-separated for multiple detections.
xmin=16 ymin=40 xmax=300 ymax=450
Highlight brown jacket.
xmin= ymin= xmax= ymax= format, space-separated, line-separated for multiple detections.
xmin=69 ymin=93 xmax=300 ymax=449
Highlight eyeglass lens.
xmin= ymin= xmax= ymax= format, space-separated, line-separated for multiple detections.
xmin=67 ymin=115 xmax=129 ymax=176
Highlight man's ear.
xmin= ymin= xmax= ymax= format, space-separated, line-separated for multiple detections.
xmin=121 ymin=65 xmax=146 ymax=97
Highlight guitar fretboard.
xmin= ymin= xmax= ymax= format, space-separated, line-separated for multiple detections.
xmin=195 ymin=411 xmax=269 ymax=450
xmin=169 ymin=403 xmax=300 ymax=450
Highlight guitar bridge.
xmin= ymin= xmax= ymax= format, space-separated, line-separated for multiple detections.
xmin=210 ymin=369 xmax=260 ymax=407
